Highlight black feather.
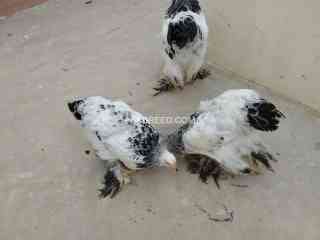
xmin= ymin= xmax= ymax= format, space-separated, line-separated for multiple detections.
xmin=246 ymin=100 xmax=285 ymax=131
xmin=128 ymin=120 xmax=160 ymax=169
xmin=251 ymin=151 xmax=276 ymax=172
xmin=165 ymin=48 xmax=175 ymax=59
xmin=199 ymin=157 xmax=222 ymax=189
xmin=95 ymin=131 xmax=102 ymax=141
xmin=167 ymin=0 xmax=201 ymax=18
xmin=190 ymin=111 xmax=201 ymax=121
xmin=67 ymin=99 xmax=85 ymax=120
xmin=167 ymin=16 xmax=198 ymax=50
xmin=98 ymin=169 xmax=121 ymax=199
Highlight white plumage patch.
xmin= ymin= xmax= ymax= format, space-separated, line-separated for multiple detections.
xmin=68 ymin=96 xmax=177 ymax=198
xmin=161 ymin=0 xmax=208 ymax=88
xmin=68 ymin=96 xmax=171 ymax=170
xmin=181 ymin=89 xmax=284 ymax=174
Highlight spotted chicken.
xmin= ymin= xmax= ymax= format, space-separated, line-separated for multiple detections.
xmin=167 ymin=89 xmax=285 ymax=187
xmin=67 ymin=96 xmax=176 ymax=198
xmin=154 ymin=0 xmax=209 ymax=95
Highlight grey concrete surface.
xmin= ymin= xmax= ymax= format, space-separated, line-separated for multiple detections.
xmin=0 ymin=1 xmax=319 ymax=240
xmin=204 ymin=0 xmax=320 ymax=112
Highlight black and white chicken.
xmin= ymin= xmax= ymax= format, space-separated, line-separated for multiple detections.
xmin=68 ymin=96 xmax=176 ymax=198
xmin=167 ymin=89 xmax=285 ymax=187
xmin=154 ymin=0 xmax=209 ymax=95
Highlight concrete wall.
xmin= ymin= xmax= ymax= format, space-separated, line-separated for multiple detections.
xmin=204 ymin=0 xmax=320 ymax=111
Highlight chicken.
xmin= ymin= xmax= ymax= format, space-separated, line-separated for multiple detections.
xmin=67 ymin=96 xmax=176 ymax=198
xmin=154 ymin=0 xmax=209 ymax=95
xmin=167 ymin=89 xmax=285 ymax=187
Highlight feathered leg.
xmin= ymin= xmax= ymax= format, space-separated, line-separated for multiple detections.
xmin=185 ymin=154 xmax=203 ymax=174
xmin=251 ymin=151 xmax=277 ymax=172
xmin=199 ymin=157 xmax=223 ymax=189
xmin=185 ymin=154 xmax=223 ymax=189
xmin=99 ymin=163 xmax=131 ymax=199
xmin=186 ymin=45 xmax=210 ymax=84
xmin=154 ymin=55 xmax=184 ymax=96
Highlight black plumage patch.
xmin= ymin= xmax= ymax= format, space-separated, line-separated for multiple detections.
xmin=240 ymin=168 xmax=252 ymax=174
xmin=128 ymin=120 xmax=160 ymax=169
xmin=251 ymin=151 xmax=276 ymax=172
xmin=199 ymin=157 xmax=223 ymax=189
xmin=165 ymin=48 xmax=175 ymax=59
xmin=98 ymin=169 xmax=121 ymax=199
xmin=167 ymin=0 xmax=201 ymax=18
xmin=246 ymin=100 xmax=285 ymax=131
xmin=67 ymin=99 xmax=85 ymax=120
xmin=153 ymin=78 xmax=175 ymax=96
xmin=185 ymin=155 xmax=223 ymax=188
xmin=95 ymin=131 xmax=102 ymax=141
xmin=167 ymin=16 xmax=198 ymax=50
xmin=186 ymin=156 xmax=201 ymax=173
xmin=190 ymin=111 xmax=201 ymax=121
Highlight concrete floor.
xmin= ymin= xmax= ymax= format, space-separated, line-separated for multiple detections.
xmin=0 ymin=1 xmax=320 ymax=239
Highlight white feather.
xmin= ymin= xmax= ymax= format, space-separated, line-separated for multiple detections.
xmin=183 ymin=89 xmax=273 ymax=174
xmin=161 ymin=7 xmax=208 ymax=87
xmin=77 ymin=97 xmax=153 ymax=170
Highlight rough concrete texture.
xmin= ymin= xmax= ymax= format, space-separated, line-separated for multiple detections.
xmin=0 ymin=1 xmax=319 ymax=240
